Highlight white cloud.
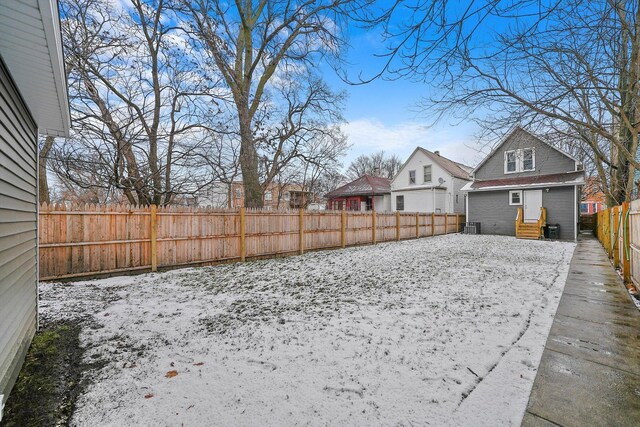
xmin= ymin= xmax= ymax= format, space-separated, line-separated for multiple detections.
xmin=342 ymin=118 xmax=487 ymax=169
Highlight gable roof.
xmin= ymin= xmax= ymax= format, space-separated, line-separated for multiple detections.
xmin=394 ymin=147 xmax=472 ymax=182
xmin=472 ymin=126 xmax=579 ymax=175
xmin=325 ymin=175 xmax=391 ymax=198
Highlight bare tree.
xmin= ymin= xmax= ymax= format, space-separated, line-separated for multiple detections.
xmin=38 ymin=136 xmax=55 ymax=204
xmin=364 ymin=0 xmax=640 ymax=204
xmin=59 ymin=0 xmax=222 ymax=206
xmin=182 ymin=0 xmax=368 ymax=207
xmin=346 ymin=151 xmax=403 ymax=180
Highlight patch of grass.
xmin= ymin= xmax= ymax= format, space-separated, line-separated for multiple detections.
xmin=1 ymin=321 xmax=97 ymax=427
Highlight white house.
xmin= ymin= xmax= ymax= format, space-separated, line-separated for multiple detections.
xmin=0 ymin=0 xmax=70 ymax=413
xmin=391 ymin=148 xmax=471 ymax=213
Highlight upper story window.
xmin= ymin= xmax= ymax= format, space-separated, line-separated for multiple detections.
xmin=409 ymin=170 xmax=416 ymax=184
xmin=506 ymin=151 xmax=517 ymax=173
xmin=264 ymin=191 xmax=272 ymax=201
xmin=505 ymin=148 xmax=535 ymax=174
xmin=235 ymin=188 xmax=242 ymax=199
xmin=523 ymin=148 xmax=535 ymax=170
xmin=423 ymin=165 xmax=432 ymax=183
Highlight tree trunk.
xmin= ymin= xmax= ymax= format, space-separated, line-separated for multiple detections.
xmin=39 ymin=135 xmax=54 ymax=204
xmin=238 ymin=106 xmax=262 ymax=208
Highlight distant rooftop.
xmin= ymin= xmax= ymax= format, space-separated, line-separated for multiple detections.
xmin=325 ymin=175 xmax=391 ymax=198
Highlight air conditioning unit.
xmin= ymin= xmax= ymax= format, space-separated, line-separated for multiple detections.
xmin=464 ymin=222 xmax=481 ymax=235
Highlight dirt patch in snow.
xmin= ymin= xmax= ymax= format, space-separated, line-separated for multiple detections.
xmin=39 ymin=234 xmax=575 ymax=426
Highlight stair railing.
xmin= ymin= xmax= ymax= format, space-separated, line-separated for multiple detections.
xmin=515 ymin=207 xmax=523 ymax=235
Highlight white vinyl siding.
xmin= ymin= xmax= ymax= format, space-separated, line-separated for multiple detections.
xmin=0 ymin=57 xmax=38 ymax=399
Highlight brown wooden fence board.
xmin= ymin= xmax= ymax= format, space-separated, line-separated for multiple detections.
xmin=39 ymin=204 xmax=465 ymax=280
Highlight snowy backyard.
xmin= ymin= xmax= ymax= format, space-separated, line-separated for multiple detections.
xmin=40 ymin=234 xmax=575 ymax=426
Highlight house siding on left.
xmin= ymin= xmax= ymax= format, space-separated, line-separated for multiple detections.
xmin=0 ymin=58 xmax=38 ymax=400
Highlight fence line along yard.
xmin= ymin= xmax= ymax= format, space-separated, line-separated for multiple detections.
xmin=594 ymin=200 xmax=638 ymax=290
xmin=38 ymin=203 xmax=465 ymax=281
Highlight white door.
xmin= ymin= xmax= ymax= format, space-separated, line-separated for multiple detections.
xmin=523 ymin=190 xmax=543 ymax=223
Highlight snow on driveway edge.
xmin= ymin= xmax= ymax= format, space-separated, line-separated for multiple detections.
xmin=451 ymin=243 xmax=575 ymax=426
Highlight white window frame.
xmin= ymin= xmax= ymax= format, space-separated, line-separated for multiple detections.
xmin=509 ymin=190 xmax=523 ymax=206
xmin=423 ymin=165 xmax=432 ymax=183
xmin=504 ymin=148 xmax=536 ymax=174
xmin=409 ymin=170 xmax=416 ymax=184
xmin=523 ymin=148 xmax=535 ymax=171
xmin=264 ymin=190 xmax=273 ymax=201
xmin=505 ymin=150 xmax=517 ymax=174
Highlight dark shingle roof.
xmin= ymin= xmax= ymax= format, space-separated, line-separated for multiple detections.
xmin=325 ymin=175 xmax=391 ymax=198
xmin=468 ymin=171 xmax=585 ymax=190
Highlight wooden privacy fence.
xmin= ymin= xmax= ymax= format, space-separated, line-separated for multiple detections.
xmin=39 ymin=203 xmax=465 ymax=281
xmin=594 ymin=201 xmax=634 ymax=286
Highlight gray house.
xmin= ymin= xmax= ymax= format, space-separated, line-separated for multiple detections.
xmin=0 ymin=0 xmax=69 ymax=412
xmin=462 ymin=127 xmax=584 ymax=240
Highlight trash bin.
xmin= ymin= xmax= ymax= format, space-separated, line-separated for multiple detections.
xmin=547 ymin=224 xmax=560 ymax=239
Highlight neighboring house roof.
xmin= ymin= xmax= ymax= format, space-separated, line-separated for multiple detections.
xmin=325 ymin=175 xmax=391 ymax=198
xmin=0 ymin=0 xmax=70 ymax=136
xmin=471 ymin=126 xmax=579 ymax=175
xmin=393 ymin=147 xmax=472 ymax=183
xmin=461 ymin=171 xmax=585 ymax=192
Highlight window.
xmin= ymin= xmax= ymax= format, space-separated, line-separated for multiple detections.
xmin=349 ymin=199 xmax=359 ymax=211
xmin=505 ymin=148 xmax=535 ymax=173
xmin=423 ymin=165 xmax=432 ymax=183
xmin=509 ymin=190 xmax=522 ymax=205
xmin=505 ymin=151 xmax=517 ymax=173
xmin=580 ymin=203 xmax=589 ymax=213
xmin=235 ymin=188 xmax=242 ymax=199
xmin=409 ymin=170 xmax=416 ymax=184
xmin=456 ymin=194 xmax=459 ymax=204
xmin=264 ymin=191 xmax=273 ymax=201
xmin=284 ymin=192 xmax=290 ymax=201
xmin=396 ymin=195 xmax=405 ymax=211
xmin=523 ymin=148 xmax=535 ymax=171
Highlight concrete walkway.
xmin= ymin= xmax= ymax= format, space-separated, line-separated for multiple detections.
xmin=523 ymin=234 xmax=640 ymax=426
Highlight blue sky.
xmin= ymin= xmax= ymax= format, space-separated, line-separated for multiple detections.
xmin=323 ymin=29 xmax=487 ymax=170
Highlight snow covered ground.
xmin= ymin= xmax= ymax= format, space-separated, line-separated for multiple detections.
xmin=40 ymin=234 xmax=575 ymax=426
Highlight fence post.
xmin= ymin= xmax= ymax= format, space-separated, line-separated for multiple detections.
xmin=150 ymin=204 xmax=157 ymax=272
xmin=456 ymin=213 xmax=460 ymax=232
xmin=299 ymin=208 xmax=305 ymax=255
xmin=372 ymin=209 xmax=377 ymax=244
xmin=445 ymin=214 xmax=448 ymax=234
xmin=415 ymin=212 xmax=419 ymax=238
xmin=341 ymin=208 xmax=346 ymax=248
xmin=240 ymin=207 xmax=246 ymax=261
xmin=396 ymin=211 xmax=400 ymax=241
xmin=623 ymin=202 xmax=631 ymax=282
xmin=431 ymin=212 xmax=435 ymax=236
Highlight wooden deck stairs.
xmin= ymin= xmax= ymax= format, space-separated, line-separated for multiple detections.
xmin=516 ymin=207 xmax=546 ymax=240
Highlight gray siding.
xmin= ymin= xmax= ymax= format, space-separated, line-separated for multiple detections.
xmin=475 ymin=128 xmax=576 ymax=180
xmin=468 ymin=186 xmax=577 ymax=240
xmin=452 ymin=177 xmax=469 ymax=213
xmin=0 ymin=57 xmax=38 ymax=399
